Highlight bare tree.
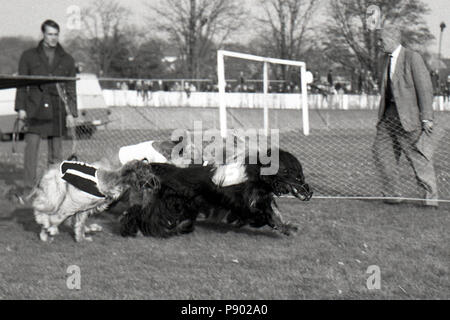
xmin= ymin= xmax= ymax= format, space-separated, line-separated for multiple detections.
xmin=322 ymin=0 xmax=434 ymax=89
xmin=67 ymin=0 xmax=132 ymax=76
xmin=146 ymin=0 xmax=247 ymax=78
xmin=257 ymin=0 xmax=320 ymax=80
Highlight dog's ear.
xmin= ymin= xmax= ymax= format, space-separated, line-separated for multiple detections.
xmin=120 ymin=161 xmax=140 ymax=187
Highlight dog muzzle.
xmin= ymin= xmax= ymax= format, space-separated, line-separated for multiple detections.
xmin=291 ymin=183 xmax=313 ymax=201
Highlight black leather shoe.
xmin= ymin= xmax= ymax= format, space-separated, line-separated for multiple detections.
xmin=423 ymin=199 xmax=439 ymax=207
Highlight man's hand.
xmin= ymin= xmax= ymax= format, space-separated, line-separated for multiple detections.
xmin=422 ymin=120 xmax=433 ymax=135
xmin=18 ymin=110 xmax=27 ymax=120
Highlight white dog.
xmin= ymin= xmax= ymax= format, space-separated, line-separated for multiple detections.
xmin=31 ymin=159 xmax=158 ymax=242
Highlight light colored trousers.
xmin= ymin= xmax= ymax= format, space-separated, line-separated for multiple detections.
xmin=372 ymin=117 xmax=438 ymax=199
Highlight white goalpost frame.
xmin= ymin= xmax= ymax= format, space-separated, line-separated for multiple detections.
xmin=217 ymin=50 xmax=310 ymax=138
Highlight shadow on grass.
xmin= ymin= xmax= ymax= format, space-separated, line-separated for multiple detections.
xmin=196 ymin=219 xmax=282 ymax=238
xmin=0 ymin=161 xmax=22 ymax=185
xmin=6 ymin=207 xmax=39 ymax=234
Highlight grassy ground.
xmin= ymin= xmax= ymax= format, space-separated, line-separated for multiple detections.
xmin=0 ymin=166 xmax=449 ymax=299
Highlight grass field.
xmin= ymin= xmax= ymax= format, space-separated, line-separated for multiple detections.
xmin=0 ymin=189 xmax=448 ymax=299
xmin=0 ymin=108 xmax=449 ymax=299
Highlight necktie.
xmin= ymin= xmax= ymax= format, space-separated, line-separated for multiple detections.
xmin=387 ymin=54 xmax=393 ymax=80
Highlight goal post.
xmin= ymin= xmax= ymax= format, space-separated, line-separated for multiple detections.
xmin=217 ymin=50 xmax=310 ymax=138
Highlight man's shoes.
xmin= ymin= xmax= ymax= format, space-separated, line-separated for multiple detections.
xmin=423 ymin=199 xmax=439 ymax=208
xmin=424 ymin=192 xmax=439 ymax=207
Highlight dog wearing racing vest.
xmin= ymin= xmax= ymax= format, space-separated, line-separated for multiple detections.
xmin=31 ymin=159 xmax=159 ymax=242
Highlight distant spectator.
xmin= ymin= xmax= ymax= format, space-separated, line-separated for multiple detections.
xmin=184 ymin=81 xmax=191 ymax=98
xmin=430 ymin=70 xmax=440 ymax=95
xmin=314 ymin=71 xmax=320 ymax=83
xmin=367 ymin=70 xmax=377 ymax=94
xmin=327 ymin=69 xmax=334 ymax=87
xmin=238 ymin=71 xmax=245 ymax=92
xmin=358 ymin=72 xmax=363 ymax=94
xmin=142 ymin=80 xmax=151 ymax=105
xmin=136 ymin=80 xmax=143 ymax=98
xmin=444 ymin=83 xmax=450 ymax=102
xmin=75 ymin=62 xmax=83 ymax=74
xmin=157 ymin=81 xmax=163 ymax=91
xmin=277 ymin=83 xmax=284 ymax=93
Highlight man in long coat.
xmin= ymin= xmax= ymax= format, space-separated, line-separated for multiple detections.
xmin=15 ymin=19 xmax=78 ymax=191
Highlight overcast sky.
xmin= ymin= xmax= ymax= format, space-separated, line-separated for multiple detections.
xmin=0 ymin=0 xmax=449 ymax=58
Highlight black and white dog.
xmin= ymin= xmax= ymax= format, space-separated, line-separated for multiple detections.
xmin=119 ymin=148 xmax=312 ymax=238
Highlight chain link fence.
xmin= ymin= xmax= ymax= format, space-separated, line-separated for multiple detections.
xmin=5 ymin=87 xmax=450 ymax=202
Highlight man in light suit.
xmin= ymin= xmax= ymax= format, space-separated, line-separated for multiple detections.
xmin=373 ymin=25 xmax=438 ymax=207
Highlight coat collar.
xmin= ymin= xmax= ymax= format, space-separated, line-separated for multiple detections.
xmin=391 ymin=45 xmax=405 ymax=84
xmin=381 ymin=46 xmax=406 ymax=85
xmin=36 ymin=40 xmax=66 ymax=73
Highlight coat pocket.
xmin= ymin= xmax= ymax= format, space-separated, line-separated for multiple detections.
xmin=28 ymin=95 xmax=54 ymax=120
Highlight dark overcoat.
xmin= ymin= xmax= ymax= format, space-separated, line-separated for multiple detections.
xmin=15 ymin=40 xmax=77 ymax=137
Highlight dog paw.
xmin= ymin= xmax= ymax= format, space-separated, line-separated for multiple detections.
xmin=47 ymin=226 xmax=59 ymax=236
xmin=85 ymin=223 xmax=103 ymax=233
xmin=39 ymin=229 xmax=49 ymax=242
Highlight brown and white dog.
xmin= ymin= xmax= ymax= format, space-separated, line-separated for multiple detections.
xmin=31 ymin=159 xmax=159 ymax=242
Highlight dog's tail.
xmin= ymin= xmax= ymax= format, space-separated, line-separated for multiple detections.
xmin=14 ymin=185 xmax=38 ymax=206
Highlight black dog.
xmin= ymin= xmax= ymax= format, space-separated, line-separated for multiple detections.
xmin=120 ymin=149 xmax=312 ymax=238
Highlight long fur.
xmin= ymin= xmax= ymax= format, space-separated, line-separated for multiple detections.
xmin=119 ymin=149 xmax=313 ymax=238
xmin=32 ymin=159 xmax=159 ymax=242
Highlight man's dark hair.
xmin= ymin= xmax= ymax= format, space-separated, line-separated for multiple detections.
xmin=41 ymin=19 xmax=60 ymax=33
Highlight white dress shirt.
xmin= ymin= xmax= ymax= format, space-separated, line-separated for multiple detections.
xmin=389 ymin=45 xmax=402 ymax=79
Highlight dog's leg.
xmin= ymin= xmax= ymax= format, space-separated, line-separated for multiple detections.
xmin=269 ymin=201 xmax=298 ymax=236
xmin=34 ymin=211 xmax=53 ymax=242
xmin=83 ymin=202 xmax=110 ymax=233
xmin=39 ymin=228 xmax=49 ymax=242
xmin=74 ymin=211 xmax=93 ymax=242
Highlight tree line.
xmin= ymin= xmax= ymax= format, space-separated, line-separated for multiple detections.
xmin=0 ymin=0 xmax=436 ymax=88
